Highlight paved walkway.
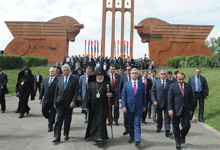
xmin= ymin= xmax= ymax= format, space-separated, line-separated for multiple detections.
xmin=0 ymin=95 xmax=220 ymax=150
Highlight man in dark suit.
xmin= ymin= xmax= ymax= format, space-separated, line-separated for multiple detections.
xmin=188 ymin=68 xmax=209 ymax=122
xmin=53 ymin=64 xmax=79 ymax=143
xmin=108 ymin=65 xmax=121 ymax=125
xmin=119 ymin=65 xmax=132 ymax=135
xmin=0 ymin=68 xmax=9 ymax=113
xmin=151 ymin=70 xmax=173 ymax=137
xmin=103 ymin=61 xmax=109 ymax=72
xmin=39 ymin=67 xmax=57 ymax=132
xmin=168 ymin=72 xmax=193 ymax=150
xmin=149 ymin=69 xmax=158 ymax=122
xmin=141 ymin=71 xmax=153 ymax=124
xmin=34 ymin=71 xmax=43 ymax=96
xmin=122 ymin=68 xmax=147 ymax=148
xmin=167 ymin=71 xmax=177 ymax=83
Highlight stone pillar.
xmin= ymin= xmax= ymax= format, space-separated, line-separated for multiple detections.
xmin=130 ymin=0 xmax=134 ymax=58
xmin=111 ymin=0 xmax=116 ymax=57
xmin=101 ymin=0 xmax=107 ymax=56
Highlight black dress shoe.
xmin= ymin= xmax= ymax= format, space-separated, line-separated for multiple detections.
xmin=199 ymin=119 xmax=205 ymax=123
xmin=26 ymin=108 xmax=30 ymax=115
xmin=52 ymin=138 xmax=60 ymax=143
xmin=142 ymin=121 xmax=147 ymax=124
xmin=19 ymin=114 xmax=24 ymax=118
xmin=156 ymin=129 xmax=161 ymax=133
xmin=123 ymin=130 xmax=129 ymax=135
xmin=182 ymin=137 xmax=186 ymax=144
xmin=107 ymin=122 xmax=111 ymax=126
xmin=15 ymin=110 xmax=20 ymax=113
xmin=1 ymin=110 xmax=5 ymax=113
xmin=48 ymin=127 xmax=53 ymax=132
xmin=115 ymin=121 xmax=119 ymax=126
xmin=64 ymin=135 xmax=69 ymax=141
xmin=165 ymin=131 xmax=172 ymax=137
xmin=176 ymin=144 xmax=181 ymax=150
xmin=128 ymin=139 xmax=134 ymax=143
xmin=135 ymin=142 xmax=140 ymax=147
xmin=97 ymin=139 xmax=103 ymax=147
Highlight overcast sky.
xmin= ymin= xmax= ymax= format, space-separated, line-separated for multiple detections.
xmin=0 ymin=0 xmax=219 ymax=58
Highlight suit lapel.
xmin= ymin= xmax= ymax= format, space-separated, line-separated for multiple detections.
xmin=65 ymin=76 xmax=72 ymax=90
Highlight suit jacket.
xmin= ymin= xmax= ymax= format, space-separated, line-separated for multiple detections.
xmin=39 ymin=77 xmax=57 ymax=104
xmin=119 ymin=75 xmax=130 ymax=99
xmin=168 ymin=82 xmax=193 ymax=117
xmin=108 ymin=73 xmax=120 ymax=98
xmin=54 ymin=75 xmax=79 ymax=109
xmin=149 ymin=76 xmax=158 ymax=84
xmin=167 ymin=77 xmax=177 ymax=83
xmin=0 ymin=72 xmax=9 ymax=94
xmin=79 ymin=74 xmax=88 ymax=101
xmin=188 ymin=75 xmax=209 ymax=97
xmin=122 ymin=80 xmax=147 ymax=113
xmin=151 ymin=78 xmax=172 ymax=109
xmin=35 ymin=75 xmax=43 ymax=83
xmin=142 ymin=78 xmax=153 ymax=100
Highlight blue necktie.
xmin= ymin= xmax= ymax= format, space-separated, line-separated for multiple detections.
xmin=64 ymin=77 xmax=68 ymax=89
xmin=48 ymin=77 xmax=52 ymax=86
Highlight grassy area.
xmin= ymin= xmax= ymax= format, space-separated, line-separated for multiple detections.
xmin=2 ymin=67 xmax=220 ymax=132
xmin=4 ymin=67 xmax=50 ymax=95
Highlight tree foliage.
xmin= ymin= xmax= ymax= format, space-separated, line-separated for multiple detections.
xmin=205 ymin=37 xmax=220 ymax=54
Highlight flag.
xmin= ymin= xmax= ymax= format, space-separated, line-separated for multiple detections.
xmin=130 ymin=41 xmax=132 ymax=57
xmin=97 ymin=40 xmax=99 ymax=57
xmin=94 ymin=40 xmax=96 ymax=57
xmin=114 ymin=41 xmax=116 ymax=58
xmin=88 ymin=40 xmax=90 ymax=57
xmin=85 ymin=40 xmax=87 ymax=56
xmin=124 ymin=40 xmax=126 ymax=56
xmin=120 ymin=40 xmax=122 ymax=56
xmin=117 ymin=40 xmax=119 ymax=58
xmin=101 ymin=40 xmax=103 ymax=56
xmin=127 ymin=41 xmax=129 ymax=57
xmin=91 ymin=40 xmax=93 ymax=57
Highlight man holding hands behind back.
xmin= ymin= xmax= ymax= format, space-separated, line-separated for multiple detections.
xmin=122 ymin=68 xmax=146 ymax=148
xmin=168 ymin=72 xmax=193 ymax=150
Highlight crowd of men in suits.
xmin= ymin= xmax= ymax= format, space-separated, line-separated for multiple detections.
xmin=0 ymin=61 xmax=209 ymax=149
xmin=58 ymin=54 xmax=155 ymax=72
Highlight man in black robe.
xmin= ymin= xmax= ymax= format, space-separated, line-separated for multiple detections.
xmin=82 ymin=67 xmax=112 ymax=146
xmin=16 ymin=66 xmax=35 ymax=118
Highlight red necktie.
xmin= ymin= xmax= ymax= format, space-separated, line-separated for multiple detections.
xmin=144 ymin=79 xmax=147 ymax=94
xmin=181 ymin=84 xmax=184 ymax=96
xmin=134 ymin=81 xmax=137 ymax=94
xmin=112 ymin=74 xmax=115 ymax=89
xmin=162 ymin=80 xmax=165 ymax=88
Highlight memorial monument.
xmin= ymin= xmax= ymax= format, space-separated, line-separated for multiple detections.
xmin=4 ymin=16 xmax=84 ymax=64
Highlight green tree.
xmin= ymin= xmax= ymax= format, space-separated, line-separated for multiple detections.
xmin=205 ymin=37 xmax=220 ymax=54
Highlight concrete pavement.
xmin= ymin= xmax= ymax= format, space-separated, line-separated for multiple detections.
xmin=0 ymin=95 xmax=220 ymax=150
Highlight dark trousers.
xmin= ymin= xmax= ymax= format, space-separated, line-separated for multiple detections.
xmin=35 ymin=82 xmax=41 ymax=95
xmin=123 ymin=112 xmax=129 ymax=132
xmin=18 ymin=93 xmax=30 ymax=115
xmin=147 ymin=100 xmax=153 ymax=118
xmin=192 ymin=92 xmax=204 ymax=120
xmin=172 ymin=108 xmax=191 ymax=145
xmin=152 ymin=105 xmax=158 ymax=121
xmin=0 ymin=93 xmax=6 ymax=111
xmin=127 ymin=110 xmax=142 ymax=142
xmin=157 ymin=106 xmax=171 ymax=131
xmin=108 ymin=96 xmax=119 ymax=123
xmin=54 ymin=105 xmax=73 ymax=138
xmin=42 ymin=103 xmax=56 ymax=128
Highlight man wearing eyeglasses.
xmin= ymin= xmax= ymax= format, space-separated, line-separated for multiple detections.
xmin=168 ymin=72 xmax=193 ymax=150
xmin=151 ymin=70 xmax=173 ymax=137
xmin=119 ymin=65 xmax=132 ymax=135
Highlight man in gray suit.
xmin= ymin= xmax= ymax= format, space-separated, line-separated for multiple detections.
xmin=149 ymin=70 xmax=158 ymax=122
xmin=79 ymin=66 xmax=93 ymax=123
xmin=108 ymin=65 xmax=121 ymax=126
xmin=53 ymin=64 xmax=79 ymax=143
xmin=188 ymin=68 xmax=209 ymax=122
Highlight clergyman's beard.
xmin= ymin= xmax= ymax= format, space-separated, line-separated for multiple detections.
xmin=96 ymin=78 xmax=104 ymax=83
